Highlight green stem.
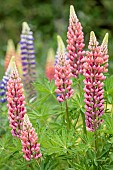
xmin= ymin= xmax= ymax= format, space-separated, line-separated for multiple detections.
xmin=74 ymin=112 xmax=80 ymax=128
xmin=81 ymin=111 xmax=87 ymax=135
xmin=93 ymin=119 xmax=98 ymax=170
xmin=65 ymin=100 xmax=70 ymax=130
xmin=94 ymin=130 xmax=97 ymax=152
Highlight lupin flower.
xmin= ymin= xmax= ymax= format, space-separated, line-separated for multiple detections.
xmin=0 ymin=56 xmax=15 ymax=103
xmin=45 ymin=48 xmax=55 ymax=81
xmin=83 ymin=31 xmax=109 ymax=131
xmin=16 ymin=44 xmax=22 ymax=76
xmin=20 ymin=22 xmax=37 ymax=98
xmin=67 ymin=5 xmax=85 ymax=78
xmin=54 ymin=35 xmax=74 ymax=102
xmin=0 ymin=74 xmax=9 ymax=103
xmin=4 ymin=39 xmax=16 ymax=70
xmin=21 ymin=114 xmax=42 ymax=161
xmin=7 ymin=62 xmax=26 ymax=137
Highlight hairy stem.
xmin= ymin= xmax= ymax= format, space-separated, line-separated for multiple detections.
xmin=81 ymin=111 xmax=87 ymax=135
xmin=74 ymin=112 xmax=80 ymax=128
xmin=65 ymin=100 xmax=70 ymax=129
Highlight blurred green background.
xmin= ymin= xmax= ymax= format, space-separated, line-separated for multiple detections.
xmin=0 ymin=0 xmax=113 ymax=78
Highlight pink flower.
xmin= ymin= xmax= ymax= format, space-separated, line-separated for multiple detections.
xmin=45 ymin=48 xmax=55 ymax=81
xmin=83 ymin=31 xmax=109 ymax=131
xmin=54 ymin=35 xmax=74 ymax=102
xmin=21 ymin=114 xmax=42 ymax=161
xmin=7 ymin=64 xmax=26 ymax=138
xmin=5 ymin=39 xmax=16 ymax=70
xmin=67 ymin=5 xmax=85 ymax=78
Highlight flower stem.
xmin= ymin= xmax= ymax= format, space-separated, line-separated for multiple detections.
xmin=65 ymin=100 xmax=70 ymax=130
xmin=74 ymin=112 xmax=80 ymax=128
xmin=81 ymin=111 xmax=87 ymax=135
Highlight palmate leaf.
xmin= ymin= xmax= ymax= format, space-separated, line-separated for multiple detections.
xmin=72 ymin=93 xmax=85 ymax=113
xmin=103 ymin=113 xmax=113 ymax=134
xmin=104 ymin=75 xmax=113 ymax=104
xmin=40 ymin=126 xmax=78 ymax=158
xmin=34 ymin=78 xmax=55 ymax=94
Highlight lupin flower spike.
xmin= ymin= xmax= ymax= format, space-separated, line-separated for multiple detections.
xmin=101 ymin=33 xmax=109 ymax=73
xmin=0 ymin=56 xmax=15 ymax=103
xmin=7 ymin=61 xmax=26 ymax=137
xmin=83 ymin=31 xmax=109 ymax=131
xmin=45 ymin=48 xmax=55 ymax=81
xmin=16 ymin=43 xmax=22 ymax=76
xmin=20 ymin=22 xmax=37 ymax=99
xmin=21 ymin=114 xmax=42 ymax=161
xmin=5 ymin=39 xmax=16 ymax=70
xmin=54 ymin=35 xmax=74 ymax=102
xmin=67 ymin=5 xmax=85 ymax=78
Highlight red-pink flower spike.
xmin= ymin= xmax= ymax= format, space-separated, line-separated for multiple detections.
xmin=67 ymin=5 xmax=85 ymax=78
xmin=54 ymin=35 xmax=74 ymax=102
xmin=45 ymin=48 xmax=55 ymax=81
xmin=5 ymin=39 xmax=16 ymax=70
xmin=21 ymin=114 xmax=42 ymax=161
xmin=7 ymin=62 xmax=26 ymax=138
xmin=83 ymin=31 xmax=109 ymax=131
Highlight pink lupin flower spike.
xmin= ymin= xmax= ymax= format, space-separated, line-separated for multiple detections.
xmin=5 ymin=39 xmax=16 ymax=70
xmin=54 ymin=35 xmax=74 ymax=102
xmin=21 ymin=114 xmax=42 ymax=161
xmin=83 ymin=31 xmax=109 ymax=131
xmin=7 ymin=60 xmax=26 ymax=138
xmin=45 ymin=48 xmax=55 ymax=81
xmin=67 ymin=5 xmax=85 ymax=78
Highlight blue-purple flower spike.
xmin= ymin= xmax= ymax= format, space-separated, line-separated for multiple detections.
xmin=0 ymin=74 xmax=9 ymax=103
xmin=20 ymin=22 xmax=37 ymax=99
xmin=0 ymin=56 xmax=15 ymax=103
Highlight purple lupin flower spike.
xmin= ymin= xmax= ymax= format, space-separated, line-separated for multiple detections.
xmin=0 ymin=56 xmax=15 ymax=103
xmin=67 ymin=5 xmax=85 ymax=78
xmin=20 ymin=22 xmax=36 ymax=99
xmin=54 ymin=35 xmax=74 ymax=102
xmin=83 ymin=31 xmax=109 ymax=131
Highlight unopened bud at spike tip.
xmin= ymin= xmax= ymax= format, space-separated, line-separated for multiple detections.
xmin=22 ymin=22 xmax=30 ymax=34
xmin=7 ymin=39 xmax=15 ymax=52
xmin=57 ymin=35 xmax=65 ymax=55
xmin=101 ymin=33 xmax=109 ymax=48
xmin=90 ymin=31 xmax=96 ymax=42
xmin=70 ymin=5 xmax=78 ymax=20
xmin=7 ymin=56 xmax=16 ymax=75
xmin=12 ymin=61 xmax=18 ymax=72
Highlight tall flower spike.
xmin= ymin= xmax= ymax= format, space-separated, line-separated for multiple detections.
xmin=16 ymin=44 xmax=22 ymax=76
xmin=5 ymin=39 xmax=16 ymax=70
xmin=21 ymin=114 xmax=42 ymax=161
xmin=45 ymin=48 xmax=55 ymax=81
xmin=20 ymin=22 xmax=37 ymax=99
xmin=0 ymin=56 xmax=15 ymax=103
xmin=101 ymin=33 xmax=109 ymax=73
xmin=54 ymin=35 xmax=74 ymax=102
xmin=7 ymin=62 xmax=26 ymax=137
xmin=83 ymin=31 xmax=109 ymax=131
xmin=67 ymin=5 xmax=85 ymax=78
